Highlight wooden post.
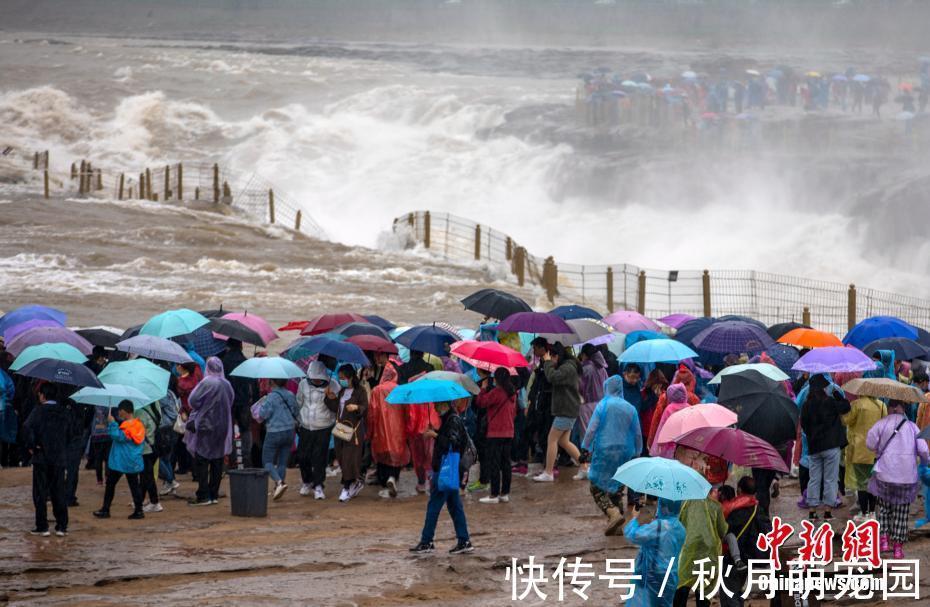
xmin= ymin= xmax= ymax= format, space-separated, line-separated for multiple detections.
xmin=222 ymin=181 xmax=231 ymax=203
xmin=79 ymin=160 xmax=86 ymax=195
xmin=70 ymin=163 xmax=77 ymax=180
xmin=118 ymin=173 xmax=124 ymax=200
xmin=43 ymin=170 xmax=49 ymax=199
xmin=606 ymin=266 xmax=614 ymax=313
xmin=128 ymin=186 xmax=133 ymax=198
xmin=268 ymin=189 xmax=275 ymax=224
xmin=33 ymin=152 xmax=38 ymax=169
xmin=194 ymin=186 xmax=200 ymax=201
xmin=407 ymin=212 xmax=414 ymax=227
xmin=96 ymin=169 xmax=102 ymax=191
xmin=544 ymin=256 xmax=558 ymax=304
xmin=164 ymin=164 xmax=170 ymax=200
xmin=474 ymin=225 xmax=482 ymax=261
xmin=44 ymin=151 xmax=49 ymax=169
xmin=145 ymin=168 xmax=152 ymax=200
xmin=295 ymin=210 xmax=302 ymax=232
xmin=153 ymin=193 xmax=159 ymax=202
xmin=177 ymin=163 xmax=183 ymax=200
xmin=702 ymin=269 xmax=712 ymax=317
xmin=637 ymin=270 xmax=646 ymax=315
xmin=514 ymin=247 xmax=525 ymax=286
xmin=802 ymin=307 xmax=811 ymax=326
xmin=213 ymin=163 xmax=220 ymax=203
xmin=424 ymin=210 xmax=431 ymax=249
xmin=139 ymin=173 xmax=145 ymax=200
xmin=848 ymin=284 xmax=857 ymax=332
xmin=505 ymin=237 xmax=513 ymax=261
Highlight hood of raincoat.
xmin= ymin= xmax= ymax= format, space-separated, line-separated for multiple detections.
xmin=581 ymin=352 xmax=609 ymax=404
xmin=866 ymin=349 xmax=896 ymax=380
xmin=380 ymin=363 xmax=399 ymax=386
xmin=298 ymin=361 xmax=337 ymax=430
xmin=120 ymin=417 xmax=145 ymax=444
xmin=604 ymin=375 xmax=623 ymax=398
xmin=666 ymin=383 xmax=687 ymax=405
xmin=307 ymin=360 xmax=331 ymax=382
xmin=672 ymin=365 xmax=696 ymax=394
xmin=204 ymin=356 xmax=224 ymax=378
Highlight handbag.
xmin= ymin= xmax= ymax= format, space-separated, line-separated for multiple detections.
xmin=332 ymin=421 xmax=358 ymax=443
xmin=438 ymin=450 xmax=461 ymax=492
xmin=250 ymin=396 xmax=268 ymax=423
xmin=173 ymin=411 xmax=187 ymax=435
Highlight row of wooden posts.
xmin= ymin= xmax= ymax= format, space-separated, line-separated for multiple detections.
xmin=407 ymin=211 xmax=861 ymax=330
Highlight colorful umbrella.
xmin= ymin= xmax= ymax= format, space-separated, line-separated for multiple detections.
xmin=861 ymin=337 xmax=930 ymax=361
xmin=72 ymin=382 xmax=154 ymax=409
xmin=422 ymin=371 xmax=480 ymax=396
xmin=230 ymin=356 xmax=306 ymax=380
xmin=395 ymin=325 xmax=459 ymax=358
xmin=6 ymin=326 xmax=93 ymax=356
xmin=602 ymin=310 xmax=660 ymax=334
xmin=778 ymin=328 xmax=843 ymax=348
xmin=612 ymin=456 xmax=711 ymax=501
xmin=0 ymin=305 xmax=66 ymax=335
xmin=364 ymin=315 xmax=397 ymax=332
xmin=300 ymin=313 xmax=368 ymax=336
xmin=209 ymin=318 xmax=266 ymax=347
xmin=673 ymin=427 xmax=789 ymax=472
xmin=549 ymin=305 xmax=602 ymax=321
xmin=840 ymin=378 xmax=929 ymax=403
xmin=450 ymin=340 xmax=528 ymax=371
xmin=766 ymin=322 xmax=810 ymax=340
xmin=140 ymin=308 xmax=209 ymax=339
xmin=843 ymin=316 xmax=918 ymax=349
xmin=3 ymin=319 xmax=60 ymax=343
xmin=618 ymin=339 xmax=697 ymax=363
xmin=278 ymin=320 xmax=310 ymax=332
xmin=692 ymin=321 xmax=774 ymax=354
xmin=386 ymin=379 xmax=472 ymax=405
xmin=346 ymin=335 xmax=398 ymax=355
xmin=656 ymin=403 xmax=737 ymax=444
xmin=792 ymin=347 xmax=877 ymax=374
xmin=218 ymin=312 xmax=278 ymax=345
xmin=657 ymin=314 xmax=696 ymax=329
xmin=498 ymin=312 xmax=574 ymax=335
xmin=624 ymin=330 xmax=668 ymax=349
xmin=282 ymin=336 xmax=369 ymax=365
xmin=708 ymin=363 xmax=789 ymax=385
xmin=461 ymin=288 xmax=532 ymax=321
xmin=98 ymin=359 xmax=170 ymax=403
xmin=334 ymin=322 xmax=391 ymax=341
xmin=75 ymin=327 xmax=123 ymax=349
xmin=10 ymin=342 xmax=88 ymax=371
xmin=116 ymin=335 xmax=194 ymax=364
xmin=15 ymin=358 xmax=102 ymax=388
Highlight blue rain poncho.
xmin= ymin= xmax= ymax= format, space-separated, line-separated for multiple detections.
xmin=582 ymin=376 xmax=642 ymax=493
xmin=916 ymin=464 xmax=930 ymax=528
xmin=623 ymin=499 xmax=686 ymax=607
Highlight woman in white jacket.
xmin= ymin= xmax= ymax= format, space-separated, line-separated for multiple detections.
xmin=296 ymin=361 xmax=338 ymax=499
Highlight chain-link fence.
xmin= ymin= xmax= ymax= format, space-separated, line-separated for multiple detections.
xmin=395 ymin=210 xmax=930 ymax=335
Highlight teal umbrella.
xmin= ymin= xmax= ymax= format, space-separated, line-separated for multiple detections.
xmin=229 ymin=357 xmax=305 ymax=379
xmin=139 ymin=308 xmax=209 ymax=339
xmin=618 ymin=339 xmax=697 ymax=363
xmin=10 ymin=342 xmax=88 ymax=371
xmin=708 ymin=363 xmax=790 ymax=385
xmin=612 ymin=456 xmax=711 ymax=501
xmin=386 ymin=379 xmax=471 ymax=405
xmin=98 ymin=359 xmax=170 ymax=403
xmin=72 ymin=382 xmax=153 ymax=409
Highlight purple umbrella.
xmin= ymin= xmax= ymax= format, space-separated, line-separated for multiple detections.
xmin=674 ymin=426 xmax=789 ymax=472
xmin=498 ymin=312 xmax=574 ymax=335
xmin=657 ymin=313 xmax=696 ymax=329
xmin=3 ymin=319 xmax=61 ymax=343
xmin=792 ymin=346 xmax=877 ymax=374
xmin=0 ymin=305 xmax=66 ymax=335
xmin=692 ymin=321 xmax=774 ymax=354
xmin=6 ymin=326 xmax=93 ymax=357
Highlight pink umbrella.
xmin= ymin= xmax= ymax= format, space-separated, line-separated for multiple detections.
xmin=449 ymin=340 xmax=528 ymax=372
xmin=602 ymin=310 xmax=660 ymax=334
xmin=673 ymin=426 xmax=789 ymax=472
xmin=657 ymin=313 xmax=696 ymax=329
xmin=656 ymin=403 xmax=737 ymax=444
xmin=215 ymin=312 xmax=278 ymax=345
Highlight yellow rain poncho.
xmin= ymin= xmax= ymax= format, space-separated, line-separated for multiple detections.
xmin=842 ymin=396 xmax=886 ymax=490
xmin=678 ymin=498 xmax=728 ymax=593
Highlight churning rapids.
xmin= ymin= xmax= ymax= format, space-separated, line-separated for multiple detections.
xmin=2 ymin=32 xmax=930 ymax=326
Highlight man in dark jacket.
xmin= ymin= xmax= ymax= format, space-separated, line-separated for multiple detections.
xmin=526 ymin=338 xmax=553 ymax=464
xmin=220 ymin=339 xmax=257 ymax=467
xmin=23 ymin=383 xmax=73 ymax=536
xmin=800 ymin=374 xmax=851 ymax=520
xmin=397 ymin=350 xmax=433 ymax=385
xmin=63 ymin=391 xmax=93 ymax=507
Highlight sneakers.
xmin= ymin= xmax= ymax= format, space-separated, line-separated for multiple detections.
xmin=128 ymin=512 xmax=145 ymax=520
xmin=573 ymin=468 xmax=588 ymax=481
xmin=880 ymin=534 xmax=891 ymax=553
xmin=479 ymin=496 xmax=500 ymax=504
xmin=415 ymin=483 xmax=427 ymax=494
xmin=466 ymin=481 xmax=489 ymax=493
xmin=349 ymin=480 xmax=364 ymax=498
xmin=29 ymin=528 xmax=50 ymax=537
xmin=299 ymin=483 xmax=312 ymax=497
xmin=893 ymin=542 xmax=905 ymax=559
xmin=378 ymin=489 xmax=392 ymax=499
xmin=499 ymin=494 xmax=510 ymax=503
xmin=339 ymin=488 xmax=351 ymax=502
xmin=159 ymin=480 xmax=180 ymax=496
xmin=273 ymin=482 xmax=288 ymax=501
xmin=387 ymin=476 xmax=398 ymax=498
xmin=187 ymin=498 xmax=213 ymax=507
xmin=409 ymin=541 xmax=434 ymax=554
xmin=449 ymin=540 xmax=474 ymax=555
xmin=313 ymin=486 xmax=325 ymax=500
xmin=735 ymin=559 xmax=748 ymax=573
xmin=55 ymin=529 xmax=67 ymax=537
xmin=511 ymin=464 xmax=528 ymax=475
xmin=532 ymin=472 xmax=555 ymax=482
xmin=92 ymin=510 xmax=110 ymax=518
xmin=326 ymin=465 xmax=341 ymax=478
xmin=808 ymin=510 xmax=819 ymax=521
xmin=209 ymin=499 xmax=219 ymax=505
xmin=605 ymin=508 xmax=625 ymax=537
xmin=143 ymin=503 xmax=163 ymax=513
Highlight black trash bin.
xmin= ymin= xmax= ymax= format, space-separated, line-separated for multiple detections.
xmin=228 ymin=468 xmax=269 ymax=517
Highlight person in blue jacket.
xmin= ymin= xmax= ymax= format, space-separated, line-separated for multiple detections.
xmin=93 ymin=400 xmax=146 ymax=520
xmin=623 ymin=498 xmax=686 ymax=607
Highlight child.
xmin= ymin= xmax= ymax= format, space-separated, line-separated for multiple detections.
xmin=93 ymin=400 xmax=146 ymax=520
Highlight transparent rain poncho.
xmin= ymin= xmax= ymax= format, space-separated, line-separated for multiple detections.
xmin=623 ymin=499 xmax=686 ymax=607
xmin=582 ymin=375 xmax=642 ymax=493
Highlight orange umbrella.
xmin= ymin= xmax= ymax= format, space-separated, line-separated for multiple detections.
xmin=778 ymin=328 xmax=843 ymax=348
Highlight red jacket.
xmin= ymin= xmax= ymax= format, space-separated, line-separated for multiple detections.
xmin=476 ymin=386 xmax=516 ymax=439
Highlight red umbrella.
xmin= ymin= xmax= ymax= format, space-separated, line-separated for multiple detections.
xmin=449 ymin=340 xmax=528 ymax=371
xmin=346 ymin=335 xmax=398 ymax=355
xmin=278 ymin=320 xmax=310 ymax=332
xmin=673 ymin=426 xmax=788 ymax=472
xmin=300 ymin=313 xmax=367 ymax=336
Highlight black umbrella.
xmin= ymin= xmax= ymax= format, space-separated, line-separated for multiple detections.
xmin=75 ymin=328 xmax=122 ymax=349
xmin=208 ymin=318 xmax=265 ymax=347
xmin=767 ymin=322 xmax=811 ymax=341
xmin=461 ymin=288 xmax=532 ymax=321
xmin=333 ymin=322 xmax=391 ymax=341
xmin=916 ymin=327 xmax=930 ymax=349
xmin=15 ymin=359 xmax=103 ymax=388
xmin=121 ymin=324 xmax=143 ymax=340
xmin=717 ymin=370 xmax=798 ymax=447
xmin=198 ymin=305 xmax=226 ymax=319
xmin=862 ymin=337 xmax=930 ymax=361
xmin=717 ymin=315 xmax=767 ymax=330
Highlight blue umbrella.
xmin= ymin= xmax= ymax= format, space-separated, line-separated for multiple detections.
xmin=364 ymin=315 xmax=397 ymax=332
xmin=395 ymin=325 xmax=459 ymax=358
xmin=72 ymin=382 xmax=153 ymax=409
xmin=692 ymin=321 xmax=774 ymax=354
xmin=334 ymin=322 xmax=391 ymax=341
xmin=763 ymin=344 xmax=800 ymax=376
xmin=386 ymin=379 xmax=471 ymax=405
xmin=673 ymin=317 xmax=717 ymax=348
xmin=15 ymin=358 xmax=103 ymax=388
xmin=171 ymin=326 xmax=226 ymax=358
xmin=229 ymin=356 xmax=306 ymax=380
xmin=0 ymin=305 xmax=66 ymax=335
xmin=717 ymin=315 xmax=767 ymax=330
xmin=619 ymin=339 xmax=697 ymax=363
xmin=623 ymin=330 xmax=668 ymax=349
xmin=549 ymin=305 xmax=602 ymax=321
xmin=612 ymin=456 xmax=711 ymax=501
xmin=140 ymin=308 xmax=210 ymax=339
xmin=282 ymin=336 xmax=369 ymax=366
xmin=98 ymin=359 xmax=170 ymax=402
xmin=862 ymin=337 xmax=929 ymax=361
xmin=843 ymin=316 xmax=918 ymax=349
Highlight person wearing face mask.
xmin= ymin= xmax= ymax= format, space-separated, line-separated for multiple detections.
xmin=296 ymin=361 xmax=338 ymax=500
xmin=325 ymin=365 xmax=369 ymax=503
